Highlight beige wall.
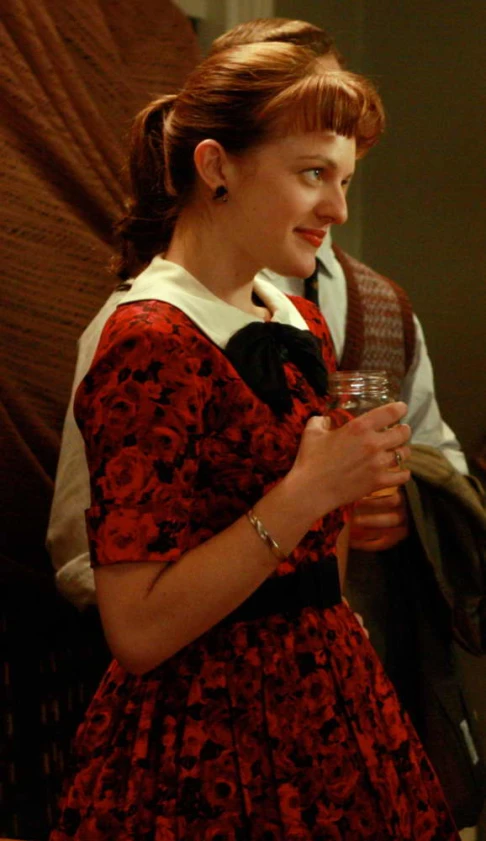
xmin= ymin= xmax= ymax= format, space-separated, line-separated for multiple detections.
xmin=278 ymin=0 xmax=486 ymax=460
xmin=360 ymin=1 xmax=486 ymax=460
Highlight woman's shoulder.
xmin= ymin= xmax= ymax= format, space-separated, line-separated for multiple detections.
xmin=75 ymin=301 xmax=217 ymax=430
xmin=78 ymin=301 xmax=216 ymax=410
xmin=92 ymin=300 xmax=210 ymax=365
xmin=106 ymin=299 xmax=200 ymax=338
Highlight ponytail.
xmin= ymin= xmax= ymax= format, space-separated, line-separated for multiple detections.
xmin=113 ymin=94 xmax=179 ymax=280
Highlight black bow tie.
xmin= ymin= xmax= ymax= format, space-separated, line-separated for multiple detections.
xmin=304 ymin=260 xmax=319 ymax=306
xmin=225 ymin=321 xmax=328 ymax=417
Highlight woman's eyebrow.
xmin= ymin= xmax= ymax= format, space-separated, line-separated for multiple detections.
xmin=295 ymin=155 xmax=355 ymax=179
xmin=295 ymin=155 xmax=337 ymax=167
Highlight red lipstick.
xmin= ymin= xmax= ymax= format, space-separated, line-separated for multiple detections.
xmin=295 ymin=228 xmax=326 ymax=248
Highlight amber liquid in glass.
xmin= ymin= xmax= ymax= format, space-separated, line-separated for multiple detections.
xmin=328 ymin=370 xmax=399 ymax=499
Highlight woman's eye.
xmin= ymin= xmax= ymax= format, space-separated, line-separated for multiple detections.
xmin=303 ymin=168 xmax=324 ymax=183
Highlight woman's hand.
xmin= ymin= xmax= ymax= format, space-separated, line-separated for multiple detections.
xmin=289 ymin=401 xmax=411 ymax=521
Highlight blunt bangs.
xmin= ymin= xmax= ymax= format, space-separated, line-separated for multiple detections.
xmin=259 ymin=69 xmax=385 ymax=158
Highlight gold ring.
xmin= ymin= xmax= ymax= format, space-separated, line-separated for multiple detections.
xmin=394 ymin=449 xmax=403 ymax=468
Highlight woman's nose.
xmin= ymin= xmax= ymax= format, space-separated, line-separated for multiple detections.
xmin=316 ymin=190 xmax=348 ymax=226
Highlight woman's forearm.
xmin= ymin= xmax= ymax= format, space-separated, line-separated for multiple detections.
xmin=95 ymin=469 xmax=319 ymax=675
xmin=95 ymin=405 xmax=411 ymax=674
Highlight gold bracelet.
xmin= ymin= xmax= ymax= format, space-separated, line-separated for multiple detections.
xmin=246 ymin=508 xmax=286 ymax=561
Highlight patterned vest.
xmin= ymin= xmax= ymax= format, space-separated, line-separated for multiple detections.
xmin=333 ymin=244 xmax=416 ymax=398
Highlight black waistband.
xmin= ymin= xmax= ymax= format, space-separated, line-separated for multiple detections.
xmin=224 ymin=558 xmax=341 ymax=625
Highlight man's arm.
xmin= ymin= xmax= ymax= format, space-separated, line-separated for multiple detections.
xmin=401 ymin=315 xmax=468 ymax=474
xmin=46 ymin=290 xmax=126 ymax=609
xmin=350 ymin=315 xmax=469 ymax=552
xmin=46 ymin=406 xmax=96 ymax=608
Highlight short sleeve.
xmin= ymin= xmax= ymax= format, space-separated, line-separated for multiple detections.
xmin=74 ymin=303 xmax=210 ymax=567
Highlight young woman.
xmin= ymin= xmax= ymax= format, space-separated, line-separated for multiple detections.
xmin=50 ymin=43 xmax=459 ymax=840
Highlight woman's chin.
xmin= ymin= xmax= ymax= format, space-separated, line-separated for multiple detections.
xmin=266 ymin=257 xmax=316 ymax=280
xmin=290 ymin=261 xmax=317 ymax=280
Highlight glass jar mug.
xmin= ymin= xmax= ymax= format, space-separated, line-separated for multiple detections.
xmin=327 ymin=370 xmax=401 ymax=498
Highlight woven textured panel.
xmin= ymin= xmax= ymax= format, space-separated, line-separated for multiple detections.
xmin=0 ymin=0 xmax=199 ymax=568
xmin=0 ymin=0 xmax=200 ymax=438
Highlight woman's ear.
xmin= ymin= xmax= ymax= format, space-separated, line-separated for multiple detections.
xmin=193 ymin=139 xmax=228 ymax=196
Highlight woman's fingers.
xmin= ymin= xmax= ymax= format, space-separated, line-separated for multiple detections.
xmin=364 ymin=445 xmax=411 ymax=471
xmin=348 ymin=401 xmax=408 ymax=433
xmin=296 ymin=403 xmax=412 ymax=512
xmin=304 ymin=414 xmax=332 ymax=433
xmin=385 ymin=445 xmax=411 ymax=469
xmin=384 ymin=424 xmax=411 ymax=448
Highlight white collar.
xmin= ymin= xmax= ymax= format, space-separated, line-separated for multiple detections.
xmin=118 ymin=257 xmax=309 ymax=349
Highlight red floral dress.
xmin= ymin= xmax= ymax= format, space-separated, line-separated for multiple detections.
xmin=50 ymin=295 xmax=458 ymax=841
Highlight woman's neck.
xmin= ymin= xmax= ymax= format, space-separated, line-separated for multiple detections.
xmin=165 ymin=212 xmax=270 ymax=320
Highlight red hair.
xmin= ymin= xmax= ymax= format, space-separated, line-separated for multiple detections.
xmin=115 ymin=43 xmax=384 ymax=279
xmin=208 ymin=17 xmax=344 ymax=65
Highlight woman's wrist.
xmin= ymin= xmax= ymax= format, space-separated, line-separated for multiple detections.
xmin=246 ymin=508 xmax=287 ymax=562
xmin=253 ymin=469 xmax=324 ymax=557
